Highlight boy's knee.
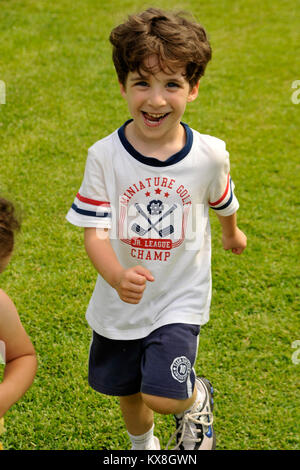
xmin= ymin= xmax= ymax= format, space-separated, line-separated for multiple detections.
xmin=141 ymin=392 xmax=193 ymax=415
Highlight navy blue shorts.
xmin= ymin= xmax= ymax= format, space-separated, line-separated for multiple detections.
xmin=88 ymin=323 xmax=200 ymax=400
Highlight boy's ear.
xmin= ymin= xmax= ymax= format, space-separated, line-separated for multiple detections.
xmin=187 ymin=81 xmax=200 ymax=102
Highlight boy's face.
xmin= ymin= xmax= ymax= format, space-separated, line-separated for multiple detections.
xmin=119 ymin=56 xmax=199 ymax=146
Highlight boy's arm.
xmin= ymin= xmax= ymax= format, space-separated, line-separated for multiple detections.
xmin=0 ymin=290 xmax=37 ymax=418
xmin=84 ymin=228 xmax=154 ymax=304
xmin=216 ymin=213 xmax=247 ymax=255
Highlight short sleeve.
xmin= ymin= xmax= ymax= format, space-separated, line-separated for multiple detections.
xmin=208 ymin=143 xmax=239 ymax=216
xmin=66 ymin=149 xmax=112 ymax=228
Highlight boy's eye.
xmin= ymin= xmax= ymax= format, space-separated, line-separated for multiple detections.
xmin=167 ymin=82 xmax=180 ymax=89
xmin=135 ymin=81 xmax=148 ymax=87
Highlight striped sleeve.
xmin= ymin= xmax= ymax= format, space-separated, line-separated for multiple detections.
xmin=208 ymin=144 xmax=239 ymax=216
xmin=66 ymin=149 xmax=112 ymax=228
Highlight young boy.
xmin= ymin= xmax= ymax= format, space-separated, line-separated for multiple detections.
xmin=0 ymin=197 xmax=37 ymax=448
xmin=66 ymin=8 xmax=246 ymax=450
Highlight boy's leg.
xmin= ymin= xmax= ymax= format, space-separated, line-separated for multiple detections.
xmin=119 ymin=393 xmax=160 ymax=450
xmin=141 ymin=386 xmax=197 ymax=415
xmin=142 ymin=378 xmax=215 ymax=450
xmin=88 ymin=331 xmax=161 ymax=449
xmin=140 ymin=323 xmax=215 ymax=450
xmin=119 ymin=392 xmax=154 ymax=435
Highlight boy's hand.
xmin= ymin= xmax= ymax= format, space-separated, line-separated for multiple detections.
xmin=222 ymin=227 xmax=247 ymax=255
xmin=113 ymin=266 xmax=154 ymax=304
xmin=84 ymin=229 xmax=154 ymax=303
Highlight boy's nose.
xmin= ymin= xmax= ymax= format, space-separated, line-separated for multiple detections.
xmin=147 ymin=88 xmax=167 ymax=108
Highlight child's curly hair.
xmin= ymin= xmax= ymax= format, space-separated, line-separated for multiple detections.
xmin=0 ymin=197 xmax=21 ymax=258
xmin=109 ymin=8 xmax=212 ymax=87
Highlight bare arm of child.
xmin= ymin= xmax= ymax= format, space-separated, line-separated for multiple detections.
xmin=216 ymin=213 xmax=247 ymax=255
xmin=0 ymin=289 xmax=37 ymax=418
xmin=84 ymin=228 xmax=154 ymax=304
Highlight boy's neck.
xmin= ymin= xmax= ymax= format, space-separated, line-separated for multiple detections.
xmin=124 ymin=120 xmax=186 ymax=162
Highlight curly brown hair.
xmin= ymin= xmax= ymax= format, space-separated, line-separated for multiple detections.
xmin=109 ymin=8 xmax=212 ymax=87
xmin=0 ymin=197 xmax=21 ymax=258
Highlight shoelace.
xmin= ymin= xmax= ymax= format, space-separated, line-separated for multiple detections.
xmin=165 ymin=406 xmax=213 ymax=450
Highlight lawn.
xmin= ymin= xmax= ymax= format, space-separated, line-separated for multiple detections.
xmin=0 ymin=0 xmax=299 ymax=450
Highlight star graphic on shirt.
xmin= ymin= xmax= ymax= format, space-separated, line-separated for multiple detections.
xmin=145 ymin=191 xmax=151 ymax=197
xmin=155 ymin=188 xmax=162 ymax=194
xmin=164 ymin=192 xmax=170 ymax=198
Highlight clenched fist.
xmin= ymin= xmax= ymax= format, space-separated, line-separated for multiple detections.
xmin=113 ymin=265 xmax=155 ymax=304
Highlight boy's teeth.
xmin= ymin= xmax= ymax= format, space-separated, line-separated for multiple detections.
xmin=145 ymin=112 xmax=167 ymax=118
xmin=148 ymin=113 xmax=164 ymax=117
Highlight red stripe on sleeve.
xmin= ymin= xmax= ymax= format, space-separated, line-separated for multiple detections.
xmin=209 ymin=173 xmax=230 ymax=206
xmin=76 ymin=193 xmax=110 ymax=207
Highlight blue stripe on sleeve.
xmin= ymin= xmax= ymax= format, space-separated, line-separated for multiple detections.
xmin=71 ymin=203 xmax=111 ymax=218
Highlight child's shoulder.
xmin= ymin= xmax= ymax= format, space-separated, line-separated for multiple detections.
xmin=88 ymin=128 xmax=119 ymax=156
xmin=193 ymin=129 xmax=227 ymax=152
xmin=0 ymin=289 xmax=20 ymax=345
xmin=0 ymin=289 xmax=17 ymax=322
xmin=192 ymin=128 xmax=229 ymax=163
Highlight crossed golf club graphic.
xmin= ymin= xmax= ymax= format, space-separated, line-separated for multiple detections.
xmin=131 ymin=201 xmax=177 ymax=238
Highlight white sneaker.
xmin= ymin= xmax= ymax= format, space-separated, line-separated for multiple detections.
xmin=166 ymin=377 xmax=215 ymax=450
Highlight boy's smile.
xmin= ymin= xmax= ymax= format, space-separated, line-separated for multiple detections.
xmin=142 ymin=111 xmax=170 ymax=127
xmin=119 ymin=56 xmax=199 ymax=158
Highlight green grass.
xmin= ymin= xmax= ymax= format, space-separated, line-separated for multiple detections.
xmin=0 ymin=0 xmax=299 ymax=450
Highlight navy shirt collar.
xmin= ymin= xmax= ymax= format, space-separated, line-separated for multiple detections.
xmin=118 ymin=119 xmax=193 ymax=167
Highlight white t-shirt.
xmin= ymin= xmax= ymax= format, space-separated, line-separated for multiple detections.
xmin=66 ymin=121 xmax=239 ymax=340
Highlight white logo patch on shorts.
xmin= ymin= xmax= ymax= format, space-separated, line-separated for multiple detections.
xmin=170 ymin=356 xmax=191 ymax=383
